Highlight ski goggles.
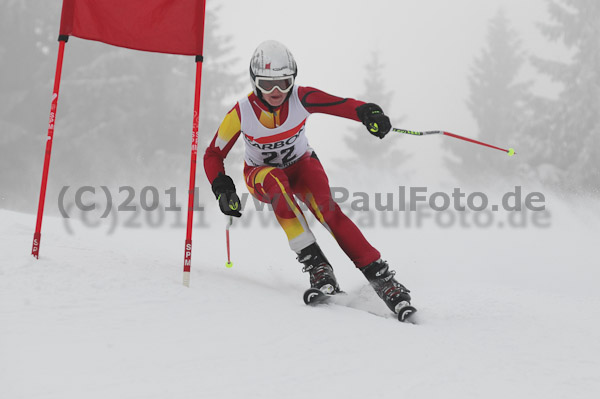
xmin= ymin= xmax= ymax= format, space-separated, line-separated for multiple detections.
xmin=255 ymin=76 xmax=295 ymax=94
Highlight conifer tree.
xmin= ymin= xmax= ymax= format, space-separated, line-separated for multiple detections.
xmin=338 ymin=52 xmax=407 ymax=179
xmin=446 ymin=10 xmax=529 ymax=185
xmin=529 ymin=0 xmax=600 ymax=192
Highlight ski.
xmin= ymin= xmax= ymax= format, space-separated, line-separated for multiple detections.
xmin=303 ymin=288 xmax=335 ymax=306
xmin=396 ymin=304 xmax=418 ymax=323
xmin=303 ymin=288 xmax=418 ymax=323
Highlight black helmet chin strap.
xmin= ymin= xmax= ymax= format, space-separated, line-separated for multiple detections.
xmin=255 ymin=89 xmax=271 ymax=111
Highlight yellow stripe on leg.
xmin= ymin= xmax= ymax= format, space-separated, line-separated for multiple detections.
xmin=276 ymin=215 xmax=306 ymax=241
xmin=255 ymin=167 xmax=276 ymax=185
xmin=271 ymin=174 xmax=302 ymax=217
xmin=307 ymin=191 xmax=334 ymax=237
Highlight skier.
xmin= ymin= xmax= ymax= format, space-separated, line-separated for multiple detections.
xmin=204 ymin=40 xmax=413 ymax=315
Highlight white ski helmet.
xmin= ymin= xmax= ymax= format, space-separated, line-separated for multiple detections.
xmin=249 ymin=40 xmax=297 ymax=96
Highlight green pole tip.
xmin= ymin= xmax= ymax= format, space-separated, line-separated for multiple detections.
xmin=508 ymin=148 xmax=516 ymax=156
xmin=225 ymin=261 xmax=233 ymax=268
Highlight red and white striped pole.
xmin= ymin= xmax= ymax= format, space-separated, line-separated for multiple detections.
xmin=32 ymin=35 xmax=69 ymax=259
xmin=181 ymin=0 xmax=207 ymax=287
xmin=182 ymin=56 xmax=204 ymax=287
xmin=225 ymin=216 xmax=233 ymax=268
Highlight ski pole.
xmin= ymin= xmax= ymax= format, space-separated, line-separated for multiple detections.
xmin=392 ymin=128 xmax=516 ymax=156
xmin=225 ymin=216 xmax=233 ymax=268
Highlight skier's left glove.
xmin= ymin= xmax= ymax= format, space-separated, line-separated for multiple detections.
xmin=211 ymin=172 xmax=242 ymax=218
xmin=356 ymin=103 xmax=391 ymax=139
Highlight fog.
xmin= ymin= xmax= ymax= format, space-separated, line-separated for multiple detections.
xmin=0 ymin=0 xmax=598 ymax=226
xmin=1 ymin=3 xmax=600 ymax=397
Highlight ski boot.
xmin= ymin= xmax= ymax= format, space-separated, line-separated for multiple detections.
xmin=297 ymin=243 xmax=340 ymax=295
xmin=361 ymin=259 xmax=416 ymax=321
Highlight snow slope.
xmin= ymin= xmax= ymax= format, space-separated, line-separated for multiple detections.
xmin=1 ymin=203 xmax=599 ymax=399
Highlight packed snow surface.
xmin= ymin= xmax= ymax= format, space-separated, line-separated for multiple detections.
xmin=1 ymin=204 xmax=598 ymax=399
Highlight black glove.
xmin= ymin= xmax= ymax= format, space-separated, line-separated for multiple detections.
xmin=211 ymin=172 xmax=242 ymax=217
xmin=356 ymin=103 xmax=392 ymax=139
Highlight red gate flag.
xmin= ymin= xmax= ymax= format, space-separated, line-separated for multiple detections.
xmin=59 ymin=0 xmax=205 ymax=55
xmin=33 ymin=0 xmax=208 ymax=283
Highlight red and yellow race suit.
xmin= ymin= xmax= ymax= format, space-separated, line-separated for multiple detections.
xmin=204 ymin=86 xmax=380 ymax=268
